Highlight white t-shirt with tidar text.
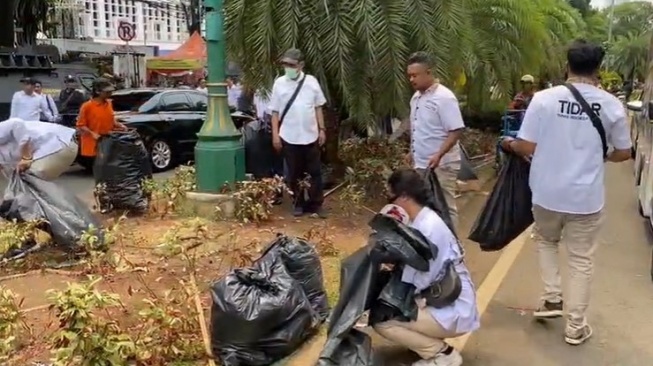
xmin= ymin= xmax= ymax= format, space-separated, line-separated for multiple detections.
xmin=269 ymin=73 xmax=327 ymax=145
xmin=517 ymin=83 xmax=632 ymax=214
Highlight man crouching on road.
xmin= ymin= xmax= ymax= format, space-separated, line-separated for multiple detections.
xmin=0 ymin=118 xmax=78 ymax=180
xmin=405 ymin=51 xmax=465 ymax=227
xmin=502 ymin=39 xmax=631 ymax=346
xmin=270 ymin=48 xmax=328 ymax=218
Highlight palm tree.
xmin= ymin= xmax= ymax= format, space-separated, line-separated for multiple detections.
xmin=609 ymin=31 xmax=650 ymax=84
xmin=0 ymin=0 xmax=16 ymax=47
xmin=224 ymin=0 xmax=584 ymax=125
xmin=14 ymin=0 xmax=51 ymax=45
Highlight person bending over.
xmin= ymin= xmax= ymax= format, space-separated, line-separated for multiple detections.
xmin=373 ymin=168 xmax=480 ymax=366
xmin=0 ymin=118 xmax=78 ymax=180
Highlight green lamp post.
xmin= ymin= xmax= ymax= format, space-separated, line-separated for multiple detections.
xmin=194 ymin=0 xmax=245 ymax=193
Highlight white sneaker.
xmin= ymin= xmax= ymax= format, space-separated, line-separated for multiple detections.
xmin=412 ymin=347 xmax=463 ymax=366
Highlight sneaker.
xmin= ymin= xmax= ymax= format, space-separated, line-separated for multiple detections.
xmin=533 ymin=300 xmax=564 ymax=319
xmin=308 ymin=207 xmax=327 ymax=219
xmin=292 ymin=206 xmax=304 ymax=217
xmin=412 ymin=346 xmax=462 ymax=366
xmin=564 ymin=324 xmax=593 ymax=346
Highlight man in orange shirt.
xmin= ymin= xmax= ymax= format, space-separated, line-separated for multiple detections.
xmin=76 ymin=78 xmax=126 ymax=170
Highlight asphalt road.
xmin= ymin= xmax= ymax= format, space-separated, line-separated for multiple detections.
xmin=458 ymin=162 xmax=653 ymax=365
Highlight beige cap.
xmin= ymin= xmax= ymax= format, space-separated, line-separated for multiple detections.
xmin=521 ymin=74 xmax=535 ymax=83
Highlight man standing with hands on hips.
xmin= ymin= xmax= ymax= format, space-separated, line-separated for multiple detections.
xmin=270 ymin=48 xmax=328 ymax=218
xmin=406 ymin=51 xmax=465 ymax=227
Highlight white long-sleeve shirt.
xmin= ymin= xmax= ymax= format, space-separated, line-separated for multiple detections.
xmin=39 ymin=93 xmax=59 ymax=121
xmin=10 ymin=91 xmax=54 ymax=122
xmin=0 ymin=118 xmax=75 ymax=164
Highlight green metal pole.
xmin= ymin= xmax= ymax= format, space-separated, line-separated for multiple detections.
xmin=194 ymin=0 xmax=245 ymax=192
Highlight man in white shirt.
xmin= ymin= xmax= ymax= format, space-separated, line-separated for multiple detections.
xmin=0 ymin=118 xmax=78 ymax=180
xmin=270 ymin=48 xmax=328 ymax=218
xmin=373 ymin=169 xmax=479 ymax=366
xmin=10 ymin=78 xmax=54 ymax=122
xmin=196 ymin=78 xmax=208 ymax=93
xmin=502 ymin=39 xmax=631 ymax=346
xmin=34 ymin=80 xmax=59 ymax=122
xmin=406 ymin=52 xmax=465 ymax=227
xmin=226 ymin=76 xmax=242 ymax=109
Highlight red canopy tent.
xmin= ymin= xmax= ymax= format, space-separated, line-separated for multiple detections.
xmin=146 ymin=32 xmax=207 ymax=74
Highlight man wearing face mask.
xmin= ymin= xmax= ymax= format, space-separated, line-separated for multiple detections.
xmin=270 ymin=48 xmax=328 ymax=218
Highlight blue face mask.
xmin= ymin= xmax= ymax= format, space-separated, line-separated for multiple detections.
xmin=284 ymin=67 xmax=299 ymax=79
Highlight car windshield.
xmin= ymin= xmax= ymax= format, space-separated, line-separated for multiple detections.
xmin=111 ymin=91 xmax=159 ymax=112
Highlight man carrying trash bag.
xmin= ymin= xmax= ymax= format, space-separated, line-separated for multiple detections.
xmin=320 ymin=169 xmax=479 ymax=366
xmin=499 ymin=40 xmax=631 ymax=346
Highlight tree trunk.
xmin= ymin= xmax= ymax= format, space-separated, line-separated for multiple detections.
xmin=324 ymin=106 xmax=345 ymax=180
xmin=0 ymin=0 xmax=16 ymax=47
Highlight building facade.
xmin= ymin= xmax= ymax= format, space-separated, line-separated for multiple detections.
xmin=78 ymin=0 xmax=189 ymax=51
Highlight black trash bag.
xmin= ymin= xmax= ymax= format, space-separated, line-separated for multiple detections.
xmin=457 ymin=146 xmax=479 ymax=182
xmin=373 ymin=270 xmax=417 ymax=322
xmin=423 ymin=170 xmax=455 ymax=234
xmin=210 ymin=253 xmax=318 ymax=366
xmin=368 ymin=214 xmax=435 ymax=271
xmin=468 ymin=153 xmax=533 ymax=251
xmin=318 ymin=329 xmax=384 ymax=366
xmin=243 ymin=120 xmax=268 ymax=178
xmin=0 ymin=172 xmax=103 ymax=250
xmin=93 ymin=131 xmax=152 ymax=214
xmin=320 ymin=217 xmax=434 ymax=365
xmin=258 ymin=235 xmax=329 ymax=321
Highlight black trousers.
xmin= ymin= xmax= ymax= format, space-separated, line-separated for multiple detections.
xmin=282 ymin=140 xmax=324 ymax=209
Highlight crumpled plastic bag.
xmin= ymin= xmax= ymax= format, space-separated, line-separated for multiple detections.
xmin=210 ymin=252 xmax=318 ymax=366
xmin=258 ymin=235 xmax=329 ymax=320
xmin=368 ymin=214 xmax=435 ymax=271
xmin=468 ymin=153 xmax=533 ymax=251
xmin=0 ymin=172 xmax=103 ymax=251
xmin=93 ymin=131 xmax=152 ymax=214
xmin=319 ymin=329 xmax=384 ymax=366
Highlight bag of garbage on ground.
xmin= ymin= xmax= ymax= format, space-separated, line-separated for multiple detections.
xmin=93 ymin=130 xmax=152 ymax=214
xmin=422 ymin=170 xmax=455 ymax=234
xmin=210 ymin=251 xmax=319 ymax=366
xmin=318 ymin=213 xmax=434 ymax=365
xmin=0 ymin=172 xmax=103 ymax=258
xmin=468 ymin=152 xmax=533 ymax=251
xmin=258 ymin=235 xmax=330 ymax=320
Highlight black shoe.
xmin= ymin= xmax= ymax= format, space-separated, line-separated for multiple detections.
xmin=293 ymin=206 xmax=304 ymax=217
xmin=533 ymin=300 xmax=564 ymax=319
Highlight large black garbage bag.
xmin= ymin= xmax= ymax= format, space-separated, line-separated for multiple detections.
xmin=468 ymin=153 xmax=533 ymax=251
xmin=93 ymin=131 xmax=152 ymax=214
xmin=320 ymin=216 xmax=434 ymax=365
xmin=243 ymin=120 xmax=267 ymax=178
xmin=0 ymin=172 xmax=103 ymax=250
xmin=423 ymin=171 xmax=455 ymax=234
xmin=457 ymin=146 xmax=479 ymax=182
xmin=319 ymin=329 xmax=384 ymax=366
xmin=258 ymin=235 xmax=329 ymax=321
xmin=210 ymin=253 xmax=318 ymax=366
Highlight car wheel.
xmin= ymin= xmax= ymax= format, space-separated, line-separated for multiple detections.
xmin=149 ymin=139 xmax=174 ymax=172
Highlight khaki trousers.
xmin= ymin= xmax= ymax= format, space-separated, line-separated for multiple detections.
xmin=532 ymin=204 xmax=603 ymax=328
xmin=417 ymin=163 xmax=460 ymax=227
xmin=29 ymin=142 xmax=78 ymax=181
xmin=373 ymin=303 xmax=463 ymax=359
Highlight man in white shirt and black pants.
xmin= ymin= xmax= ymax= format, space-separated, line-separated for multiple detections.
xmin=10 ymin=78 xmax=54 ymax=122
xmin=503 ymin=39 xmax=632 ymax=346
xmin=271 ymin=48 xmax=328 ymax=218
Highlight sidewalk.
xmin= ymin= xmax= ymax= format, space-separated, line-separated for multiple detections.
xmin=461 ymin=163 xmax=653 ymax=365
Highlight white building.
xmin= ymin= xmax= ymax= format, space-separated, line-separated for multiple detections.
xmin=78 ymin=0 xmax=189 ymax=52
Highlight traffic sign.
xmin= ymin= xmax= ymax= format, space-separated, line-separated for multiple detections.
xmin=117 ymin=21 xmax=135 ymax=42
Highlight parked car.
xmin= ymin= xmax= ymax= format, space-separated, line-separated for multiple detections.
xmin=628 ymin=99 xmax=653 ymax=225
xmin=111 ymin=88 xmax=208 ymax=172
